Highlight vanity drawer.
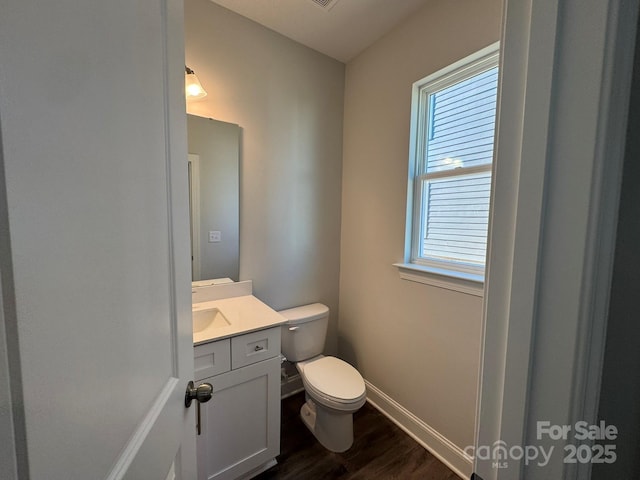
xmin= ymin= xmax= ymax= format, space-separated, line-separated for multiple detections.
xmin=194 ymin=339 xmax=231 ymax=381
xmin=231 ymin=327 xmax=280 ymax=369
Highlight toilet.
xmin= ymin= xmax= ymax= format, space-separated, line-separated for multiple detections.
xmin=279 ymin=303 xmax=366 ymax=453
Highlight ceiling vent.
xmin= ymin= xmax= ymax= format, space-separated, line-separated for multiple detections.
xmin=308 ymin=0 xmax=340 ymax=11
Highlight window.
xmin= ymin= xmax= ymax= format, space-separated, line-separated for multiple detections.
xmin=397 ymin=44 xmax=499 ymax=292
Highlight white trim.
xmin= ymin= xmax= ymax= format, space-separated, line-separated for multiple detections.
xmin=394 ymin=262 xmax=484 ymax=296
xmin=163 ymin=0 xmax=198 ymax=476
xmin=422 ymin=163 xmax=493 ymax=182
xmin=474 ymin=0 xmax=561 ymax=475
xmin=479 ymin=0 xmax=561 ymax=476
xmin=365 ymin=380 xmax=471 ymax=479
xmin=415 ymin=42 xmax=500 ymax=92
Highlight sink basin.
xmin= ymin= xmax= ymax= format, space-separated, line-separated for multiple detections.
xmin=193 ymin=307 xmax=231 ymax=333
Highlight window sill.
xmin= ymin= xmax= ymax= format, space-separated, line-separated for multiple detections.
xmin=393 ymin=262 xmax=484 ymax=297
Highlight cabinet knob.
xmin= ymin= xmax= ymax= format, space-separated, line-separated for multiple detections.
xmin=184 ymin=381 xmax=213 ymax=408
xmin=254 ymin=345 xmax=264 ymax=352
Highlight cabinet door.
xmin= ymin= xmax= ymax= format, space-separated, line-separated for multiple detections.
xmin=197 ymin=357 xmax=280 ymax=480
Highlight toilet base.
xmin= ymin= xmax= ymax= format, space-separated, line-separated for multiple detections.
xmin=300 ymin=396 xmax=355 ymax=453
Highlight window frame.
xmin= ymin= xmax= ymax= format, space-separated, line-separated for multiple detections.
xmin=397 ymin=43 xmax=500 ymax=294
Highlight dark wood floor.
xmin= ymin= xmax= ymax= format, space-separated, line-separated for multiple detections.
xmin=255 ymin=392 xmax=462 ymax=480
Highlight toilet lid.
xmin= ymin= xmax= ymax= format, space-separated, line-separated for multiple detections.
xmin=303 ymin=356 xmax=365 ymax=401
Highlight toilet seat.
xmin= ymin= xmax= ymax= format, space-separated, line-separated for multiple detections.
xmin=299 ymin=356 xmax=366 ymax=411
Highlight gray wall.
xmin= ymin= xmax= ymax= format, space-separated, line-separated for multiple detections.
xmin=339 ymin=0 xmax=501 ymax=450
xmin=187 ymin=115 xmax=240 ymax=281
xmin=185 ymin=0 xmax=345 ymax=354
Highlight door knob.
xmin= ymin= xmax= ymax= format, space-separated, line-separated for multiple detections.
xmin=184 ymin=380 xmax=213 ymax=407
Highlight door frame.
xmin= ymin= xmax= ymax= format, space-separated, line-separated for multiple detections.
xmin=475 ymin=0 xmax=639 ymax=478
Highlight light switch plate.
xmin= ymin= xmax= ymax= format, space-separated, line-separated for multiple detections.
xmin=208 ymin=231 xmax=221 ymax=243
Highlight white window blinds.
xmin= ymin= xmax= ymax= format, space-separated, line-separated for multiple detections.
xmin=426 ymin=67 xmax=498 ymax=173
xmin=421 ymin=171 xmax=492 ymax=265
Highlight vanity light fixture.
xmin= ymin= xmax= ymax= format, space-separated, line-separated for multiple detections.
xmin=185 ymin=66 xmax=207 ymax=100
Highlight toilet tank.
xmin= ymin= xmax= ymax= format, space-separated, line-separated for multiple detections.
xmin=279 ymin=303 xmax=329 ymax=362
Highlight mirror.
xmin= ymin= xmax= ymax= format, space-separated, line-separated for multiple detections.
xmin=187 ymin=114 xmax=240 ymax=282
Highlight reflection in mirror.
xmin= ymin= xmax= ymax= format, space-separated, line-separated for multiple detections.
xmin=187 ymin=114 xmax=240 ymax=282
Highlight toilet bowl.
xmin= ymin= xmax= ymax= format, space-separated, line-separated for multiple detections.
xmin=280 ymin=304 xmax=366 ymax=452
xmin=296 ymin=356 xmax=366 ymax=452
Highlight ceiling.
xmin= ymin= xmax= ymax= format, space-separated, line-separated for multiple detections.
xmin=209 ymin=0 xmax=431 ymax=63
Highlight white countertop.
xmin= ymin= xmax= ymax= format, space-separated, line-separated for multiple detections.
xmin=193 ymin=294 xmax=287 ymax=346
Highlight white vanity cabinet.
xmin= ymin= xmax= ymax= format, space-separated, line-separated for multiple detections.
xmin=194 ymin=327 xmax=281 ymax=480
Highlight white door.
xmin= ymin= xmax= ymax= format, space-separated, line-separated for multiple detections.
xmin=0 ymin=1 xmax=197 ymax=479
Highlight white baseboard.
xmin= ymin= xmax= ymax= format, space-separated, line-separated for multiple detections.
xmin=365 ymin=380 xmax=472 ymax=479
